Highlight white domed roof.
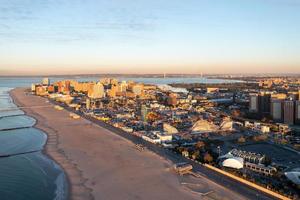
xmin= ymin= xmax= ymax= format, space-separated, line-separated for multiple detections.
xmin=191 ymin=120 xmax=218 ymax=132
xmin=222 ymin=157 xmax=244 ymax=169
xmin=285 ymin=168 xmax=300 ymax=185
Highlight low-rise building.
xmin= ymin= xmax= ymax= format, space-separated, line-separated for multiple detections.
xmin=245 ymin=162 xmax=276 ymax=176
xmin=155 ymin=132 xmax=173 ymax=142
xmin=229 ymin=149 xmax=266 ymax=164
xmin=261 ymin=126 xmax=270 ymax=133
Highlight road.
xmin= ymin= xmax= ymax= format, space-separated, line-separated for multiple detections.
xmin=50 ymin=98 xmax=277 ymax=200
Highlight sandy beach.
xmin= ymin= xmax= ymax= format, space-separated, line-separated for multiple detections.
xmin=10 ymin=88 xmax=247 ymax=200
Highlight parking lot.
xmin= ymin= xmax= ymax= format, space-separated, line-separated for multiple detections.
xmin=239 ymin=142 xmax=300 ymax=170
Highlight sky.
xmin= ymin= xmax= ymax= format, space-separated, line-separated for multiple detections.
xmin=0 ymin=0 xmax=300 ymax=75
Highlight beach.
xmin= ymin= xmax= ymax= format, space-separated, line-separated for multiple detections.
xmin=10 ymin=88 xmax=247 ymax=200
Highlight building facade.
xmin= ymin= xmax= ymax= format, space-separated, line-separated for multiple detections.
xmin=271 ymin=98 xmax=283 ymax=122
xmin=88 ymin=82 xmax=105 ymax=99
xmin=284 ymin=100 xmax=295 ymax=125
xmin=249 ymin=94 xmax=258 ymax=112
xmin=296 ymin=101 xmax=300 ymax=124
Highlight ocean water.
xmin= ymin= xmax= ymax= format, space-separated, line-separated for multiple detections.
xmin=0 ymin=152 xmax=67 ymax=200
xmin=0 ymin=76 xmax=243 ymax=88
xmin=0 ymin=128 xmax=46 ymax=155
xmin=0 ymin=88 xmax=24 ymax=117
xmin=0 ymin=115 xmax=36 ymax=130
xmin=0 ymin=86 xmax=68 ymax=200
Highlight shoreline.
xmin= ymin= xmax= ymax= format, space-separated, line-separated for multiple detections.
xmin=9 ymin=87 xmax=259 ymax=200
xmin=10 ymin=88 xmax=93 ymax=200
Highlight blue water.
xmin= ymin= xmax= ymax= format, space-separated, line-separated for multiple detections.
xmin=0 ymin=128 xmax=46 ymax=155
xmin=0 ymin=115 xmax=36 ymax=130
xmin=0 ymin=152 xmax=67 ymax=200
xmin=0 ymin=86 xmax=68 ymax=200
xmin=0 ymin=76 xmax=243 ymax=88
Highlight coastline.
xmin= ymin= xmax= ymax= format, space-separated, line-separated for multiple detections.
xmin=10 ymin=88 xmax=92 ymax=200
xmin=10 ymin=87 xmax=250 ymax=200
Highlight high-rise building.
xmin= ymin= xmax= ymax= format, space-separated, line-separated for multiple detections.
xmin=259 ymin=93 xmax=271 ymax=115
xmin=86 ymin=98 xmax=91 ymax=110
xmin=140 ymin=105 xmax=148 ymax=122
xmin=100 ymin=78 xmax=110 ymax=85
xmin=249 ymin=94 xmax=259 ymax=112
xmin=270 ymin=98 xmax=283 ymax=122
xmin=131 ymin=84 xmax=144 ymax=96
xmin=283 ymin=100 xmax=295 ymax=125
xmin=110 ymin=78 xmax=118 ymax=85
xmin=42 ymin=77 xmax=50 ymax=86
xmin=57 ymin=81 xmax=63 ymax=93
xmin=74 ymin=82 xmax=94 ymax=93
xmin=64 ymin=80 xmax=71 ymax=94
xmin=88 ymin=82 xmax=104 ymax=99
xmin=296 ymin=101 xmax=300 ymax=125
xmin=31 ymin=84 xmax=36 ymax=92
xmin=118 ymin=81 xmax=127 ymax=92
xmin=47 ymin=85 xmax=55 ymax=93
xmin=249 ymin=93 xmax=271 ymax=116
xmin=107 ymin=84 xmax=117 ymax=97
xmin=35 ymin=86 xmax=47 ymax=96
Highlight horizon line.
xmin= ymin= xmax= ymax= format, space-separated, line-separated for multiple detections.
xmin=1 ymin=73 xmax=300 ymax=78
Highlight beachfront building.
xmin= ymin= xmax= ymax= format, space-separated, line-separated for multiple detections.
xmin=88 ymin=82 xmax=105 ymax=99
xmin=31 ymin=84 xmax=36 ymax=92
xmin=42 ymin=77 xmax=50 ymax=86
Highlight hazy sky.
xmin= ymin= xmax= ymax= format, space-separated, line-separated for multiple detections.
xmin=0 ymin=0 xmax=300 ymax=75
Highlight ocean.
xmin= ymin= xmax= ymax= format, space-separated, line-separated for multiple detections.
xmin=0 ymin=76 xmax=241 ymax=200
xmin=0 ymin=86 xmax=68 ymax=200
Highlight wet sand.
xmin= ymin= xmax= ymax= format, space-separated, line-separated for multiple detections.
xmin=10 ymin=88 xmax=247 ymax=200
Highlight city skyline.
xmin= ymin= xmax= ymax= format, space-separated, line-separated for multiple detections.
xmin=1 ymin=0 xmax=300 ymax=75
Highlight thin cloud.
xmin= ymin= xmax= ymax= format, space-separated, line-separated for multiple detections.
xmin=0 ymin=24 xmax=10 ymax=29
xmin=0 ymin=0 xmax=157 ymax=43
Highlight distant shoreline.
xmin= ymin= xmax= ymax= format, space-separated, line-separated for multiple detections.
xmin=1 ymin=73 xmax=300 ymax=79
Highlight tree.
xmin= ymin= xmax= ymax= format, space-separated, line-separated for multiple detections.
xmin=192 ymin=150 xmax=200 ymax=160
xmin=253 ymin=134 xmax=267 ymax=142
xmin=279 ymin=138 xmax=288 ymax=145
xmin=237 ymin=136 xmax=246 ymax=143
xmin=195 ymin=141 xmax=205 ymax=149
xmin=204 ymin=152 xmax=213 ymax=163
xmin=232 ymin=110 xmax=240 ymax=117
